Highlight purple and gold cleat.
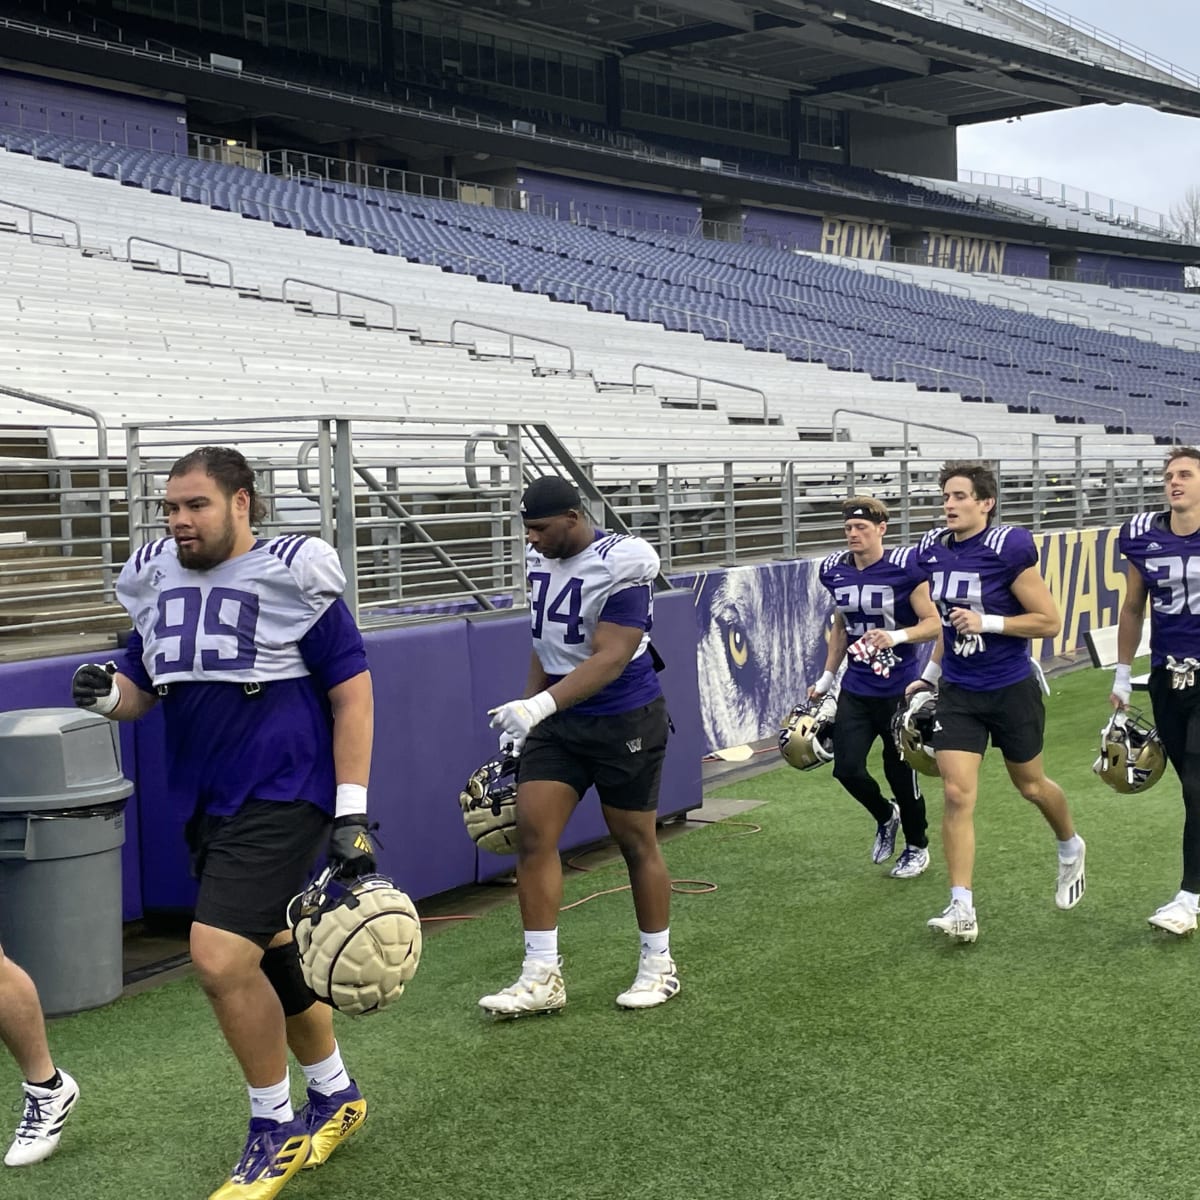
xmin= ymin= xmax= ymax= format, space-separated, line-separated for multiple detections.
xmin=208 ymin=1117 xmax=311 ymax=1200
xmin=297 ymin=1081 xmax=366 ymax=1169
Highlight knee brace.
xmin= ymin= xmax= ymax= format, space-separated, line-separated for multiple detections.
xmin=260 ymin=941 xmax=318 ymax=1017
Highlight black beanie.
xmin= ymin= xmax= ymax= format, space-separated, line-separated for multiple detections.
xmin=520 ymin=476 xmax=581 ymax=519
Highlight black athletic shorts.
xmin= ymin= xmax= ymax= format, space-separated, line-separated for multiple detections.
xmin=933 ymin=674 xmax=1045 ymax=764
xmin=188 ymin=799 xmax=331 ymax=947
xmin=517 ymin=696 xmax=670 ymax=812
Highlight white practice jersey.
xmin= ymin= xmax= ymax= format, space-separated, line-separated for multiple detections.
xmin=116 ymin=533 xmax=346 ymax=687
xmin=525 ymin=532 xmax=659 ymax=675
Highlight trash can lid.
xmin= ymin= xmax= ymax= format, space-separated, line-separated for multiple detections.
xmin=0 ymin=708 xmax=134 ymax=810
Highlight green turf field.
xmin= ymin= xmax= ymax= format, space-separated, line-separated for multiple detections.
xmin=9 ymin=662 xmax=1196 ymax=1200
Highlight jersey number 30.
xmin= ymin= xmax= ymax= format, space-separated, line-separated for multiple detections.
xmin=154 ymin=586 xmax=260 ymax=673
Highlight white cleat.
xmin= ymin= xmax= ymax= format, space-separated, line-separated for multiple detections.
xmin=479 ymin=958 xmax=566 ymax=1017
xmin=1055 ymin=838 xmax=1087 ymax=910
xmin=927 ymin=899 xmax=978 ymax=944
xmin=890 ymin=845 xmax=931 ymax=879
xmin=871 ymin=802 xmax=901 ymax=865
xmin=1148 ymin=899 xmax=1198 ymax=936
xmin=5 ymin=1070 xmax=79 ymax=1167
xmin=616 ymin=953 xmax=681 ymax=1010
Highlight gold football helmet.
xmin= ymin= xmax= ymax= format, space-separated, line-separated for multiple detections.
xmin=891 ymin=688 xmax=940 ymax=777
xmin=778 ymin=696 xmax=836 ymax=771
xmin=1092 ymin=709 xmax=1166 ymax=795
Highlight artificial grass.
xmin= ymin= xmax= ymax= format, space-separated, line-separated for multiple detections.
xmin=8 ymin=663 xmax=1199 ymax=1200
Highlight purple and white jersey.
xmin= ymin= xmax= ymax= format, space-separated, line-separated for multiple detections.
xmin=116 ymin=535 xmax=368 ymax=817
xmin=526 ymin=530 xmax=662 ymax=715
xmin=917 ymin=524 xmax=1039 ymax=690
xmin=1119 ymin=511 xmax=1200 ymax=668
xmin=818 ymin=547 xmax=925 ymax=695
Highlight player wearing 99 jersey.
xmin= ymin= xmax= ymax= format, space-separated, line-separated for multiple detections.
xmin=910 ymin=462 xmax=1086 ymax=944
xmin=481 ymin=477 xmax=677 ymax=1017
xmin=811 ymin=497 xmax=941 ymax=878
xmin=1114 ymin=447 xmax=1200 ymax=935
xmin=70 ymin=447 xmax=374 ymax=1200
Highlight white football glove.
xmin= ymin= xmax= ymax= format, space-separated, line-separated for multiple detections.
xmin=1111 ymin=664 xmax=1132 ymax=707
xmin=953 ymin=633 xmax=985 ymax=657
xmin=489 ymin=690 xmax=557 ymax=749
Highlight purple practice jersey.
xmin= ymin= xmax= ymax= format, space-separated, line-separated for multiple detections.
xmin=116 ymin=535 xmax=369 ymax=818
xmin=1119 ymin=511 xmax=1200 ymax=668
xmin=917 ymin=524 xmax=1039 ymax=690
xmin=819 ymin=547 xmax=926 ymax=695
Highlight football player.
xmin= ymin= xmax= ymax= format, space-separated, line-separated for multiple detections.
xmin=0 ymin=945 xmax=78 ymax=1167
xmin=71 ymin=447 xmax=376 ymax=1200
xmin=1112 ymin=446 xmax=1200 ymax=934
xmin=811 ymin=497 xmax=941 ymax=877
xmin=909 ymin=462 xmax=1086 ymax=943
xmin=480 ymin=476 xmax=677 ymax=1015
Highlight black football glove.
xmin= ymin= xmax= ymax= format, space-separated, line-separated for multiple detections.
xmin=328 ymin=815 xmax=378 ymax=879
xmin=72 ymin=662 xmax=120 ymax=714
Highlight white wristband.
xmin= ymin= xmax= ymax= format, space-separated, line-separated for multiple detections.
xmin=890 ymin=629 xmax=909 ymax=646
xmin=94 ymin=676 xmax=121 ymax=716
xmin=815 ymin=670 xmax=836 ymax=694
xmin=527 ymin=690 xmax=558 ymax=722
xmin=921 ymin=660 xmax=942 ymax=685
xmin=980 ymin=614 xmax=1005 ymax=634
xmin=1114 ymin=664 xmax=1132 ymax=692
xmin=335 ymin=783 xmax=368 ymax=819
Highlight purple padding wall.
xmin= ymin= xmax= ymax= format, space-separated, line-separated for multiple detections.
xmin=0 ymin=591 xmax=703 ymax=915
xmin=466 ymin=589 xmax=704 ymax=881
xmin=742 ymin=208 xmax=825 ymax=252
xmin=0 ymin=654 xmax=143 ymax=922
xmin=1075 ymin=252 xmax=1184 ymax=290
xmin=1001 ymin=244 xmax=1049 ymax=278
xmin=517 ymin=170 xmax=700 ymax=234
xmin=0 ymin=69 xmax=186 ymax=153
xmin=363 ymin=620 xmax=478 ymax=900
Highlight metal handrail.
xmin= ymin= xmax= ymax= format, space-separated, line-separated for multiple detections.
xmin=1109 ymin=322 xmax=1153 ymax=341
xmin=988 ymin=293 xmax=1030 ymax=313
xmin=1162 ymin=385 xmax=1200 ymax=406
xmin=125 ymin=237 xmax=234 ymax=287
xmin=1047 ymin=307 xmax=1091 ymax=328
xmin=439 ymin=249 xmax=506 ymax=283
xmin=0 ymin=385 xmax=114 ymax=592
xmin=766 ymin=331 xmax=854 ymax=371
xmin=892 ymin=361 xmax=987 ymax=402
xmin=1047 ymin=359 xmax=1116 ymax=389
xmin=1025 ymin=391 xmax=1128 ymax=430
xmin=647 ymin=304 xmax=731 ymax=341
xmin=535 ymin=277 xmax=615 ymax=311
xmin=281 ymin=278 xmax=403 ymax=332
xmin=630 ymin=363 xmax=768 ymax=422
xmin=1150 ymin=309 xmax=1188 ymax=328
xmin=947 ymin=337 xmax=1015 ymax=366
xmin=1173 ymin=337 xmax=1200 ymax=351
xmin=449 ymin=320 xmax=576 ymax=374
xmin=0 ymin=199 xmax=81 ymax=247
xmin=1172 ymin=421 xmax=1200 ymax=443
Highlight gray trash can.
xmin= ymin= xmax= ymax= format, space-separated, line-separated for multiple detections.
xmin=0 ymin=708 xmax=133 ymax=1016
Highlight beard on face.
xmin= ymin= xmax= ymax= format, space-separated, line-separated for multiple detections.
xmin=176 ymin=509 xmax=236 ymax=569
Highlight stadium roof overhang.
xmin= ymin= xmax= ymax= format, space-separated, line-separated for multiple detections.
xmin=443 ymin=0 xmax=1200 ymax=125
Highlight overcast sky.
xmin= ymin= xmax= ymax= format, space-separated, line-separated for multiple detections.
xmin=954 ymin=0 xmax=1200 ymax=222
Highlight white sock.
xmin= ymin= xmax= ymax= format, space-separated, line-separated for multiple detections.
xmin=640 ymin=928 xmax=670 ymax=959
xmin=950 ymin=886 xmax=974 ymax=910
xmin=248 ymin=1075 xmax=294 ymax=1123
xmin=524 ymin=928 xmax=558 ymax=964
xmin=1057 ymin=835 xmax=1084 ymax=862
xmin=1176 ymin=890 xmax=1200 ymax=913
xmin=302 ymin=1043 xmax=351 ymax=1097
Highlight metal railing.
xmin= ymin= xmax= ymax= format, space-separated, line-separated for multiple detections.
xmin=647 ymin=304 xmax=731 ymax=341
xmin=892 ymin=361 xmax=987 ymax=402
xmin=766 ymin=332 xmax=854 ymax=371
xmin=0 ymin=199 xmax=81 ymax=248
xmin=126 ymin=237 xmax=234 ymax=287
xmin=629 ymin=364 xmax=768 ymax=422
xmin=0 ymin=411 xmax=1173 ymax=650
xmin=1047 ymin=360 xmax=1116 ymax=390
xmin=1024 ymin=391 xmax=1128 ymax=431
xmin=449 ymin=321 xmax=576 ymax=375
xmin=281 ymin=278 xmax=407 ymax=332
